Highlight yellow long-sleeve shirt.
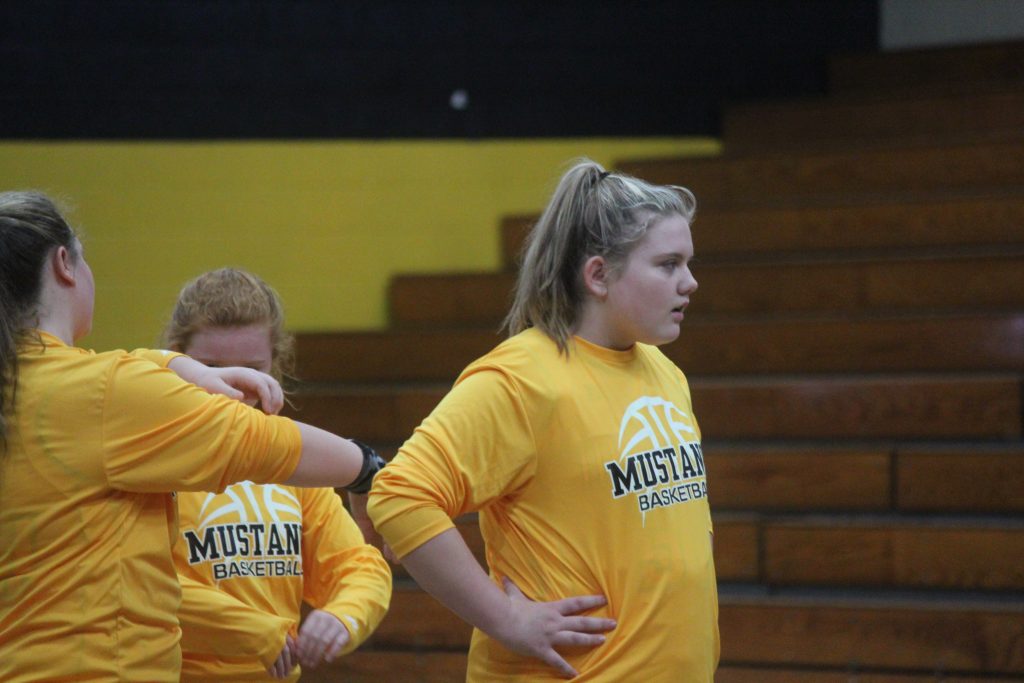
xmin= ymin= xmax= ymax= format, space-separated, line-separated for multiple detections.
xmin=174 ymin=483 xmax=392 ymax=681
xmin=0 ymin=332 xmax=303 ymax=682
xmin=369 ymin=328 xmax=719 ymax=682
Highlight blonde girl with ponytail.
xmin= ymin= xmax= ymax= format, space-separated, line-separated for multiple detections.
xmin=369 ymin=159 xmax=717 ymax=681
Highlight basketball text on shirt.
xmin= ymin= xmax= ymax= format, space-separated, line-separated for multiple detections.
xmin=603 ymin=395 xmax=708 ymax=523
xmin=180 ymin=482 xmax=304 ymax=581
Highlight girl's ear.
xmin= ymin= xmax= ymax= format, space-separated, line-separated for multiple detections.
xmin=581 ymin=255 xmax=610 ymax=299
xmin=50 ymin=245 xmax=77 ymax=287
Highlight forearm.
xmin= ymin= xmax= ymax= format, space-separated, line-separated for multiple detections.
xmin=400 ymin=528 xmax=509 ymax=637
xmin=317 ymin=554 xmax=393 ymax=653
xmin=167 ymin=355 xmax=283 ymax=413
xmin=286 ymin=423 xmax=364 ymax=488
xmin=167 ymin=354 xmax=206 ymax=380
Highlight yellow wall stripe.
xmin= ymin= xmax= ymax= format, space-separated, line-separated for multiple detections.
xmin=0 ymin=138 xmax=720 ymax=350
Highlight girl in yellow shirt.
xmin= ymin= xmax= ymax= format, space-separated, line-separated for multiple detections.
xmin=164 ymin=268 xmax=391 ymax=681
xmin=0 ymin=191 xmax=383 ymax=682
xmin=369 ymin=159 xmax=719 ymax=681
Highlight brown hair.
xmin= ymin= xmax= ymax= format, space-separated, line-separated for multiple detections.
xmin=504 ymin=158 xmax=696 ymax=353
xmin=162 ymin=268 xmax=295 ymax=383
xmin=0 ymin=191 xmax=79 ymax=441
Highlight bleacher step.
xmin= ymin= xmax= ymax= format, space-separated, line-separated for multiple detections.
xmin=618 ymin=142 xmax=1024 ymax=208
xmin=308 ymin=654 xmax=1015 ymax=683
xmin=288 ymin=374 xmax=1023 ymax=443
xmin=392 ymin=253 xmax=1024 ymax=327
xmin=829 ymin=41 xmax=1024 ymax=97
xmin=296 ymin=314 xmax=1024 ymax=382
xmin=501 ymin=194 xmax=1024 ymax=267
xmin=708 ymin=444 xmax=1024 ymax=514
xmin=724 ymin=90 xmax=1024 ymax=154
xmin=365 ymin=587 xmax=1024 ymax=675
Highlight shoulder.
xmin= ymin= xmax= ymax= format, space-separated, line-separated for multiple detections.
xmin=637 ymin=343 xmax=689 ymax=381
xmin=26 ymin=345 xmax=159 ymax=394
xmin=460 ymin=328 xmax=563 ymax=379
xmin=101 ymin=350 xmax=186 ymax=394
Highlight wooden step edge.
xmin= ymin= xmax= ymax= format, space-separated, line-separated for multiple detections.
xmin=369 ymin=438 xmax=1020 ymax=468
xmin=717 ymin=584 xmax=1024 ymax=612
xmin=293 ymin=370 xmax=1024 ymax=394
xmin=827 ymin=41 xmax=1024 ymax=96
xmin=389 ymin=574 xmax=1024 ymax=611
xmin=690 ymin=370 xmax=1024 ymax=386
xmin=619 ymin=137 xmax=1024 ymax=167
xmin=297 ymin=310 xmax=1024 ymax=340
xmin=508 ymin=186 xmax=1024 ymax=219
xmin=398 ymin=245 xmax=1024 ymax=274
xmin=725 ymin=87 xmax=1024 ymax=113
xmin=716 ymin=662 xmax=1024 ymax=682
xmin=753 ymin=512 xmax=1024 ymax=529
xmin=724 ymin=129 xmax=1024 ymax=158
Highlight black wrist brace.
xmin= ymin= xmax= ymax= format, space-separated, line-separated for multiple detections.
xmin=345 ymin=439 xmax=387 ymax=494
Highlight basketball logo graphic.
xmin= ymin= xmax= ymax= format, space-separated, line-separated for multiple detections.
xmin=195 ymin=482 xmax=301 ymax=528
xmin=618 ymin=395 xmax=696 ymax=459
xmin=183 ymin=482 xmax=305 ymax=580
xmin=605 ymin=396 xmax=707 ymax=525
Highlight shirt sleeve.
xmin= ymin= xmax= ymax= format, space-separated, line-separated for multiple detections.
xmin=128 ymin=348 xmax=183 ymax=368
xmin=100 ymin=354 xmax=302 ymax=493
xmin=298 ymin=488 xmax=392 ymax=655
xmin=176 ymin=572 xmax=295 ymax=668
xmin=368 ymin=366 xmax=537 ymax=559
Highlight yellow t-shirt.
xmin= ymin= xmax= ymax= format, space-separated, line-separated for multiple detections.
xmin=175 ymin=483 xmax=392 ymax=682
xmin=0 ymin=332 xmax=303 ymax=683
xmin=370 ymin=328 xmax=719 ymax=682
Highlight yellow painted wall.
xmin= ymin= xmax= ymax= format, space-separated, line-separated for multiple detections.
xmin=0 ymin=138 xmax=719 ymax=351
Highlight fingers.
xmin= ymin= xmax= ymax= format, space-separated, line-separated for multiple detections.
xmin=202 ymin=367 xmax=284 ymax=413
xmin=222 ymin=368 xmax=282 ymax=414
xmin=254 ymin=378 xmax=273 ymax=414
xmin=296 ymin=624 xmax=323 ymax=669
xmin=282 ymin=635 xmax=296 ymax=674
xmin=557 ymin=615 xmax=617 ymax=634
xmin=324 ymin=626 xmax=350 ymax=663
xmin=271 ymin=657 xmax=287 ymax=679
xmin=267 ymin=635 xmax=295 ymax=679
xmin=552 ymin=630 xmax=607 ymax=648
xmin=539 ymin=648 xmax=579 ymax=679
xmin=505 ymin=578 xmax=609 ymax=620
xmin=554 ymin=594 xmax=608 ymax=615
xmin=298 ymin=610 xmax=349 ymax=669
xmin=265 ymin=374 xmax=284 ymax=413
xmin=252 ymin=372 xmax=283 ymax=415
xmin=496 ymin=578 xmax=613 ymax=679
xmin=214 ymin=379 xmax=245 ymax=402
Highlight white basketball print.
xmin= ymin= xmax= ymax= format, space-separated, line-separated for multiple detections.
xmin=196 ymin=481 xmax=302 ymax=529
xmin=618 ymin=395 xmax=695 ymax=460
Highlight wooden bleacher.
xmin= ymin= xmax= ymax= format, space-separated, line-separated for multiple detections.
xmin=295 ymin=41 xmax=1024 ymax=681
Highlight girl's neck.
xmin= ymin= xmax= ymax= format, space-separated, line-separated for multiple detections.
xmin=33 ymin=277 xmax=77 ymax=346
xmin=33 ymin=318 xmax=75 ymax=346
xmin=573 ymin=302 xmax=633 ymax=351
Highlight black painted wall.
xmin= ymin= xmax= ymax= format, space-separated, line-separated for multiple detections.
xmin=0 ymin=1 xmax=877 ymax=139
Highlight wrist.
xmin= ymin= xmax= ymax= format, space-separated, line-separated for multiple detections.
xmin=344 ymin=440 xmax=386 ymax=494
xmin=481 ymin=592 xmax=515 ymax=643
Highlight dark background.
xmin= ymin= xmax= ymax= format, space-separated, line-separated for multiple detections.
xmin=0 ymin=1 xmax=878 ymax=139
